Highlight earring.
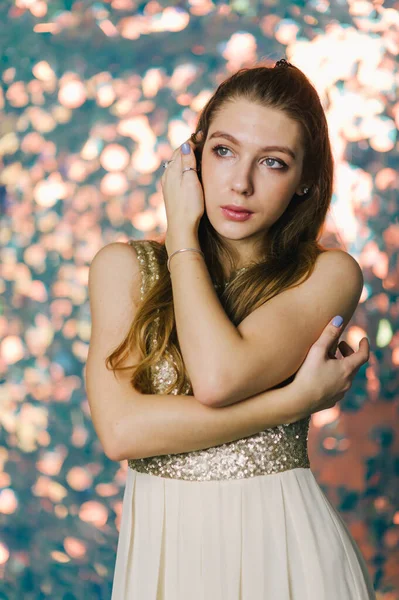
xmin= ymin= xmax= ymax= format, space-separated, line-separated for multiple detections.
xmin=302 ymin=187 xmax=309 ymax=194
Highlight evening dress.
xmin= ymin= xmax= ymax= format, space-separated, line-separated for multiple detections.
xmin=110 ymin=239 xmax=375 ymax=600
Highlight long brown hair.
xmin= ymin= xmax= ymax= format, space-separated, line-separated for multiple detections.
xmin=106 ymin=61 xmax=334 ymax=394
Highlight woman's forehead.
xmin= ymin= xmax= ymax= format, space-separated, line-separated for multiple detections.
xmin=208 ymin=101 xmax=303 ymax=157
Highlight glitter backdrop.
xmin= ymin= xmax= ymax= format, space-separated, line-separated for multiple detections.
xmin=0 ymin=0 xmax=398 ymax=598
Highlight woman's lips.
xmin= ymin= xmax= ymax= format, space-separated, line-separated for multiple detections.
xmin=221 ymin=207 xmax=254 ymax=221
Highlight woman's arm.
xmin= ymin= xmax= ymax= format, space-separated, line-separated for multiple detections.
xmin=112 ymin=315 xmax=364 ymax=462
xmin=111 ymin=379 xmax=307 ymax=461
xmin=85 ymin=243 xmax=305 ymax=461
xmin=87 ymin=242 xmax=363 ymax=462
xmin=166 ymin=232 xmax=363 ymax=408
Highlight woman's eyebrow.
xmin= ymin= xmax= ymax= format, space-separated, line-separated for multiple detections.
xmin=208 ymin=130 xmax=297 ymax=161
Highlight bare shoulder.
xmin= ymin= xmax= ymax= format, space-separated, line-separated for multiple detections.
xmin=90 ymin=241 xmax=140 ymax=274
xmin=89 ymin=241 xmax=142 ymax=306
xmin=297 ymin=248 xmax=364 ymax=327
xmin=315 ymin=249 xmax=363 ymax=296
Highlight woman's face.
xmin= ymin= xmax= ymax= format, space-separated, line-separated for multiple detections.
xmin=200 ymin=97 xmax=307 ymax=266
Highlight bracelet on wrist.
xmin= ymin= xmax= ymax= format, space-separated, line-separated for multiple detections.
xmin=167 ymin=247 xmax=205 ymax=272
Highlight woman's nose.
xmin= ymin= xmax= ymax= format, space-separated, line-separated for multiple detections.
xmin=231 ymin=168 xmax=253 ymax=195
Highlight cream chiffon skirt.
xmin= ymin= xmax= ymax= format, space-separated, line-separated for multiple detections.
xmin=111 ymin=467 xmax=375 ymax=599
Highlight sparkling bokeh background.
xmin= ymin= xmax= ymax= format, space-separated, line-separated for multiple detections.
xmin=0 ymin=0 xmax=398 ymax=598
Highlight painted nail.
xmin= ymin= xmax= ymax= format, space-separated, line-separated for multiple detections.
xmin=332 ymin=315 xmax=343 ymax=327
xmin=181 ymin=142 xmax=191 ymax=154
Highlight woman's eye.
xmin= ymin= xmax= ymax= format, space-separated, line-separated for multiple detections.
xmin=264 ymin=158 xmax=286 ymax=169
xmin=213 ymin=145 xmax=232 ymax=157
xmin=212 ymin=146 xmax=287 ymax=169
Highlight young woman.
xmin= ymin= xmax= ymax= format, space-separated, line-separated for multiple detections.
xmin=86 ymin=60 xmax=375 ymax=598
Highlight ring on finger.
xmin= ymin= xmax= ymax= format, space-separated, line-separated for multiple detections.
xmin=182 ymin=167 xmax=197 ymax=174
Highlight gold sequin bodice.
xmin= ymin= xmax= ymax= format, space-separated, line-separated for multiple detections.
xmin=126 ymin=239 xmax=310 ymax=481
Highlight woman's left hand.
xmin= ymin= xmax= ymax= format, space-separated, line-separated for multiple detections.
xmin=161 ymin=133 xmax=205 ymax=239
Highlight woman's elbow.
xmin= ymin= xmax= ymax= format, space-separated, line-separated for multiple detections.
xmin=104 ymin=441 xmax=123 ymax=462
xmin=96 ymin=430 xmax=126 ymax=462
xmin=95 ymin=435 xmax=115 ymax=461
xmin=103 ymin=426 xmax=139 ymax=462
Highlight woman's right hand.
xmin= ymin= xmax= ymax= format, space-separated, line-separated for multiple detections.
xmin=292 ymin=316 xmax=370 ymax=416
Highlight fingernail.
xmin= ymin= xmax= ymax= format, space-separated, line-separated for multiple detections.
xmin=332 ymin=315 xmax=343 ymax=327
xmin=181 ymin=142 xmax=191 ymax=154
